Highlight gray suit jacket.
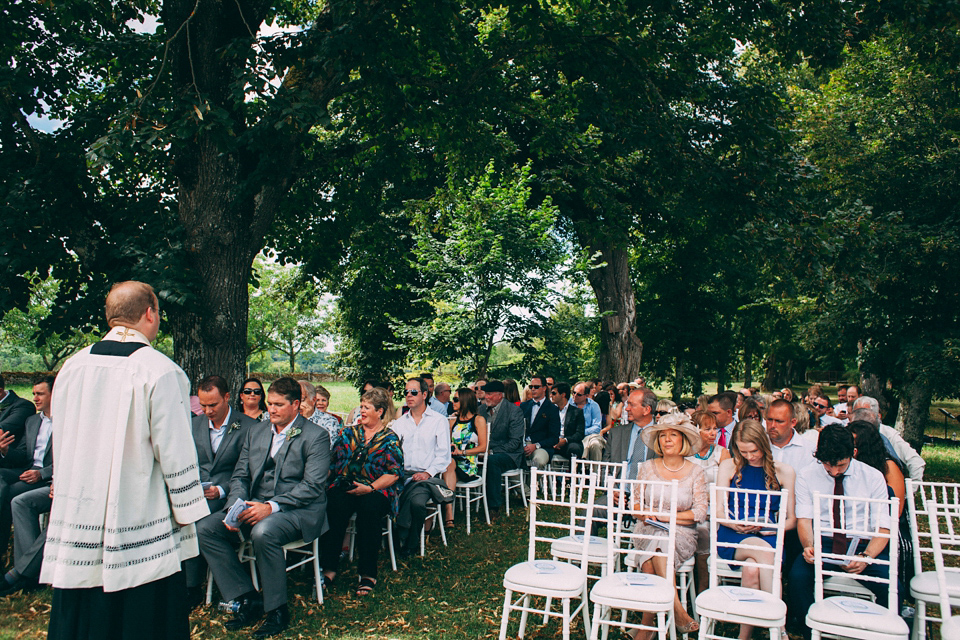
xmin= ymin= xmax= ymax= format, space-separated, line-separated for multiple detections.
xmin=226 ymin=414 xmax=330 ymax=542
xmin=191 ymin=410 xmax=259 ymax=511
xmin=603 ymin=421 xmax=655 ymax=473
xmin=484 ymin=400 xmax=525 ymax=468
xmin=7 ymin=413 xmax=53 ymax=480
xmin=0 ymin=391 xmax=36 ymax=445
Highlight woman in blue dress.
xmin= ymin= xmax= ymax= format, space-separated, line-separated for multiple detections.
xmin=715 ymin=419 xmax=796 ymax=640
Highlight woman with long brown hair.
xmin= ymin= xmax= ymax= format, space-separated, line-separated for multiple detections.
xmin=715 ymin=420 xmax=796 ymax=640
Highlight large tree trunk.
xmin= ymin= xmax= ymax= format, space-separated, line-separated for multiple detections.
xmin=672 ymin=355 xmax=683 ymax=403
xmin=743 ymin=344 xmax=753 ymax=388
xmin=897 ymin=378 xmax=932 ymax=453
xmin=581 ymin=245 xmax=643 ymax=382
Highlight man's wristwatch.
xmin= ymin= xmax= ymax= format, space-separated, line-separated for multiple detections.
xmin=856 ymin=552 xmax=871 ymax=559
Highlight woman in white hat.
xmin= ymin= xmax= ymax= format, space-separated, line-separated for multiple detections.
xmin=632 ymin=412 xmax=707 ymax=636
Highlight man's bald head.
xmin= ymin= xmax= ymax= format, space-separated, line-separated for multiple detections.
xmin=106 ymin=281 xmax=158 ymax=327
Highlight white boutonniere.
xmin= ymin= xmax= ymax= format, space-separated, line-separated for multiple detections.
xmin=286 ymin=427 xmax=302 ymax=440
xmin=228 ymin=421 xmax=242 ymax=432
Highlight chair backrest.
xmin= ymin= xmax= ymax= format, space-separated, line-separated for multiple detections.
xmin=527 ymin=467 xmax=598 ymax=563
xmin=708 ymin=483 xmax=789 ymax=596
xmin=906 ymin=480 xmax=960 ymax=576
xmin=604 ymin=475 xmax=679 ymax=576
xmin=927 ymin=496 xmax=960 ymax=614
xmin=569 ymin=459 xmax=626 ymax=509
xmin=812 ymin=491 xmax=900 ymax=609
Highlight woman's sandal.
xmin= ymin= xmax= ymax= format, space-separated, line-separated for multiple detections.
xmin=676 ymin=619 xmax=699 ymax=634
xmin=444 ymin=519 xmax=455 ymax=530
xmin=356 ymin=577 xmax=376 ymax=597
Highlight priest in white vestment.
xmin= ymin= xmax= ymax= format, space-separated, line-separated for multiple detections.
xmin=42 ymin=281 xmax=209 ymax=640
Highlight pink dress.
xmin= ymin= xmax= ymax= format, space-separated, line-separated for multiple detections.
xmin=632 ymin=460 xmax=709 ymax=564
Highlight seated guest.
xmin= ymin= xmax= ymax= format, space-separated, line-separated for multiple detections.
xmin=185 ymin=375 xmax=259 ymax=607
xmin=503 ymin=379 xmax=522 ymax=405
xmin=299 ymin=381 xmax=342 ymax=444
xmin=390 ymin=377 xmax=452 ymax=558
xmin=479 ymin=380 xmax=525 ymax=517
xmin=850 ymin=420 xmax=912 ymax=587
xmin=738 ymin=397 xmax=763 ymax=424
xmin=788 ymin=424 xmax=895 ymax=640
xmin=851 ymin=396 xmax=925 ymax=481
xmin=346 ymin=380 xmax=378 ymax=425
xmin=237 ymin=377 xmax=268 ymax=422
xmin=320 ymin=388 xmax=403 ymax=596
xmin=441 ymin=388 xmax=487 ymax=528
xmin=765 ymin=399 xmax=815 ymax=473
xmin=603 ymin=388 xmax=657 ymax=472
xmin=0 ymin=374 xmax=36 ymax=446
xmin=0 ymin=483 xmax=52 ymax=596
xmin=715 ymin=420 xmax=796 ymax=640
xmin=689 ymin=409 xmax=730 ymax=593
xmin=575 ymin=382 xmax=605 ymax=461
xmin=198 ymin=376 xmax=330 ymax=638
xmin=0 ymin=375 xmax=53 ymax=562
xmin=520 ymin=375 xmax=561 ymax=469
xmin=549 ymin=382 xmax=585 ymax=461
xmin=632 ymin=413 xmax=707 ymax=637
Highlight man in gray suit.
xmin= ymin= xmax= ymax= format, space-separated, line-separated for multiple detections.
xmin=198 ymin=377 xmax=329 ymax=638
xmin=0 ymin=374 xmax=36 ymax=446
xmin=603 ymin=388 xmax=658 ymax=477
xmin=0 ymin=375 xmax=54 ymax=561
xmin=480 ymin=380 xmax=525 ymax=517
xmin=184 ymin=374 xmax=259 ymax=607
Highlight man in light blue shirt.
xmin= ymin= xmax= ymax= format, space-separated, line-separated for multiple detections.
xmin=575 ymin=382 xmax=604 ymax=460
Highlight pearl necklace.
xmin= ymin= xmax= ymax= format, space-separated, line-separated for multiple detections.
xmin=661 ymin=458 xmax=686 ymax=472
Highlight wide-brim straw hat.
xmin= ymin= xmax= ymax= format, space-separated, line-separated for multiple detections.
xmin=640 ymin=412 xmax=703 ymax=453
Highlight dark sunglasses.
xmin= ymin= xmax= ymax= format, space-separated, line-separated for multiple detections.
xmin=655 ymin=410 xmax=669 ymax=416
xmin=241 ymin=388 xmax=263 ymax=396
xmin=814 ymin=402 xmax=829 ymax=409
xmin=404 ymin=390 xmax=420 ymax=396
xmin=529 ymin=384 xmax=542 ymax=389
xmin=453 ymin=397 xmax=460 ymax=402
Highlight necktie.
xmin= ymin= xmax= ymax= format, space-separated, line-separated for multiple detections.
xmin=628 ymin=429 xmax=646 ymax=479
xmin=832 ymin=473 xmax=848 ymax=554
xmin=718 ymin=427 xmax=726 ymax=448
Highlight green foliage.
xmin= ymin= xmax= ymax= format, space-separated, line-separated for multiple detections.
xmin=0 ymin=275 xmax=97 ymax=371
xmin=403 ymin=162 xmax=564 ymax=378
xmin=521 ymin=289 xmax=599 ymax=384
xmin=247 ymin=258 xmax=331 ymax=373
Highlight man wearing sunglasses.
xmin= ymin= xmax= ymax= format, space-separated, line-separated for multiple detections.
xmin=520 ymin=376 xmax=561 ymax=469
xmin=390 ymin=378 xmax=451 ymax=558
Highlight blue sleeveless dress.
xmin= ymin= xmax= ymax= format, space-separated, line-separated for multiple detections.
xmin=716 ymin=464 xmax=781 ymax=561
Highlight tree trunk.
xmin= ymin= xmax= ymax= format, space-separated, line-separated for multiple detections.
xmin=692 ymin=364 xmax=703 ymax=398
xmin=743 ymin=345 xmax=752 ymax=388
xmin=581 ymin=245 xmax=643 ymax=382
xmin=672 ymin=355 xmax=683 ymax=403
xmin=898 ymin=378 xmax=932 ymax=453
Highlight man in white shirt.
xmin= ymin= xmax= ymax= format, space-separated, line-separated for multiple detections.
xmin=391 ymin=377 xmax=451 ymax=558
xmin=766 ymin=399 xmax=816 ymax=473
xmin=788 ymin=425 xmax=894 ymax=637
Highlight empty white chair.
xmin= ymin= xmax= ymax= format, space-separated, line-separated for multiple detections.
xmin=907 ymin=480 xmax=960 ymax=640
xmin=588 ymin=475 xmax=680 ymax=640
xmin=924 ymin=497 xmax=960 ymax=640
xmin=499 ymin=468 xmax=597 ymax=640
xmin=502 ymin=467 xmax=528 ymax=515
xmin=806 ymin=491 xmax=907 ymax=640
xmin=695 ymin=484 xmax=788 ymax=640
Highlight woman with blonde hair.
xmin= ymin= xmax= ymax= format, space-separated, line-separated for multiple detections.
xmin=715 ymin=420 xmax=796 ymax=640
xmin=689 ymin=410 xmax=730 ymax=593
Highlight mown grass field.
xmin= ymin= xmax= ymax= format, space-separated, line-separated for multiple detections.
xmin=1 ymin=380 xmax=957 ymax=638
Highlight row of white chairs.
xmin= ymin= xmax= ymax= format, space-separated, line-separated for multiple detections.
xmin=499 ymin=466 xmax=911 ymax=640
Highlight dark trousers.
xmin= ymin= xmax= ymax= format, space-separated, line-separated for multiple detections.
xmin=320 ymin=486 xmax=391 ymax=580
xmin=788 ymin=539 xmax=897 ymax=638
xmin=0 ymin=468 xmax=41 ymax=559
xmin=485 ymin=453 xmax=519 ymax=510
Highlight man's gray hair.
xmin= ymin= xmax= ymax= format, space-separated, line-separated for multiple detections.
xmin=641 ymin=389 xmax=659 ymax=411
xmin=851 ymin=407 xmax=880 ymax=427
xmin=298 ymin=380 xmax=317 ymax=400
xmin=852 ymin=396 xmax=880 ymax=414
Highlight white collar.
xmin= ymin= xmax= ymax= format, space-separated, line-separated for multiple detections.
xmin=104 ymin=326 xmax=150 ymax=344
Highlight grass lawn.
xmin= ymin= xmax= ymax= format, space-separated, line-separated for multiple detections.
xmin=2 ymin=379 xmax=959 ymax=638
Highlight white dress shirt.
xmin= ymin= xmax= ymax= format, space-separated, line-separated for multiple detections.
xmin=770 ymin=429 xmax=816 ymax=474
xmin=558 ymin=403 xmax=568 ymax=427
xmin=270 ymin=419 xmax=294 ymax=458
xmin=209 ymin=407 xmax=232 ymax=455
xmin=530 ymin=399 xmax=543 ymax=426
xmin=33 ymin=412 xmax=53 ymax=468
xmin=795 ymin=457 xmax=891 ymax=532
xmin=391 ymin=406 xmax=452 ymax=477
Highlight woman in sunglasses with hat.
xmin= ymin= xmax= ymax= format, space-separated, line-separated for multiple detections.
xmin=632 ymin=412 xmax=707 ymax=636
xmin=237 ymin=377 xmax=268 ymax=421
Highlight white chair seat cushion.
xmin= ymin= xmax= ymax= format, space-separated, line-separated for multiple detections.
xmin=456 ymin=477 xmax=483 ymax=489
xmin=911 ymin=570 xmax=960 ymax=601
xmin=590 ymin=572 xmax=674 ymax=607
xmin=806 ymin=597 xmax=909 ymax=636
xmin=504 ymin=560 xmax=585 ymax=594
xmin=551 ymin=535 xmax=608 ymax=561
xmin=696 ymin=587 xmax=787 ymax=622
xmin=942 ymin=615 xmax=960 ymax=640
